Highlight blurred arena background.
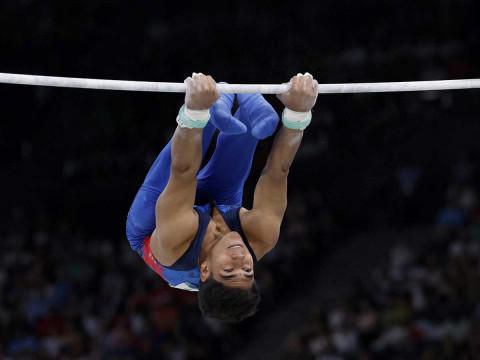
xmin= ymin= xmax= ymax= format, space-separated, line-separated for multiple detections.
xmin=1 ymin=1 xmax=480 ymax=359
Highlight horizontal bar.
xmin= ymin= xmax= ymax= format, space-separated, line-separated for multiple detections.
xmin=0 ymin=72 xmax=479 ymax=94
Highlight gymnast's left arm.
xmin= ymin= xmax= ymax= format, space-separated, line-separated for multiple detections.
xmin=243 ymin=73 xmax=319 ymax=253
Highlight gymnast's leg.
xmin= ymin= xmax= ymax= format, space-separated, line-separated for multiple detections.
xmin=126 ymin=121 xmax=216 ymax=251
xmin=196 ymin=94 xmax=279 ymax=206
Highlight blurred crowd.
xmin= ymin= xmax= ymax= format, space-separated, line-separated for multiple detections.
xmin=283 ymin=162 xmax=480 ymax=359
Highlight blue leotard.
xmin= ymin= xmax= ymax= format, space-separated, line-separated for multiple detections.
xmin=136 ymin=203 xmax=257 ymax=291
xmin=126 ymin=105 xmax=263 ymax=291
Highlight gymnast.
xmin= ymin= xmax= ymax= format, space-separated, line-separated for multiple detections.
xmin=126 ymin=72 xmax=318 ymax=322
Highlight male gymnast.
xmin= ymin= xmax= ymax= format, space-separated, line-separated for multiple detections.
xmin=126 ymin=72 xmax=318 ymax=322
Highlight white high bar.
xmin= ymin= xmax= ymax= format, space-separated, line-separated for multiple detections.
xmin=0 ymin=72 xmax=480 ymax=94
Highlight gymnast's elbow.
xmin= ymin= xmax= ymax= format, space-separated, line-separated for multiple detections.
xmin=262 ymin=163 xmax=290 ymax=181
xmin=170 ymin=161 xmax=197 ymax=179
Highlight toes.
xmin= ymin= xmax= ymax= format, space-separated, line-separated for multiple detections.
xmin=251 ymin=114 xmax=279 ymax=139
xmin=236 ymin=94 xmax=280 ymax=139
xmin=211 ymin=109 xmax=247 ymax=135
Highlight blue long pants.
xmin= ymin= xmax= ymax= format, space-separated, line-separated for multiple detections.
xmin=126 ymin=108 xmax=259 ymax=251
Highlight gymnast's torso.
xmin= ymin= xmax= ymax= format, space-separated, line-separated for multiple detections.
xmin=136 ymin=203 xmax=264 ymax=291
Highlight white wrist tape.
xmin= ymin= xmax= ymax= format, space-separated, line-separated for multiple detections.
xmin=183 ymin=106 xmax=211 ymax=121
xmin=283 ymin=108 xmax=311 ymax=122
xmin=282 ymin=107 xmax=312 ymax=130
xmin=176 ymin=104 xmax=210 ymax=129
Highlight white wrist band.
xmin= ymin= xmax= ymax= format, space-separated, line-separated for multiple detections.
xmin=176 ymin=104 xmax=210 ymax=129
xmin=283 ymin=108 xmax=311 ymax=122
xmin=184 ymin=106 xmax=211 ymax=121
xmin=282 ymin=107 xmax=312 ymax=130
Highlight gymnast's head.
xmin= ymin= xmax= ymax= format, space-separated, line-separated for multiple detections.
xmin=197 ymin=231 xmax=261 ymax=322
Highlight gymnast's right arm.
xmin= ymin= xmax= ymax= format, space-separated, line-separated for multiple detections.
xmin=150 ymin=74 xmax=220 ymax=263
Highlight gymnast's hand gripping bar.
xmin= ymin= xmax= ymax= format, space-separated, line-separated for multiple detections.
xmin=0 ymin=72 xmax=479 ymax=94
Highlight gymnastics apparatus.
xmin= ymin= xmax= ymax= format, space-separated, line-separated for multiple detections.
xmin=1 ymin=72 xmax=480 ymax=93
xmin=2 ymin=72 xmax=479 ymax=323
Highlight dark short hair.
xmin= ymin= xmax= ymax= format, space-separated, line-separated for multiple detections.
xmin=197 ymin=275 xmax=261 ymax=323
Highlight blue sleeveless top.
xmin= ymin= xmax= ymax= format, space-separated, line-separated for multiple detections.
xmin=138 ymin=203 xmax=257 ymax=291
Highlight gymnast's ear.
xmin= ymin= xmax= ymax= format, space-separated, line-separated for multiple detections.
xmin=200 ymin=261 xmax=210 ymax=282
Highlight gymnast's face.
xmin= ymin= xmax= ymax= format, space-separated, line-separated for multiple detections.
xmin=201 ymin=231 xmax=255 ymax=288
